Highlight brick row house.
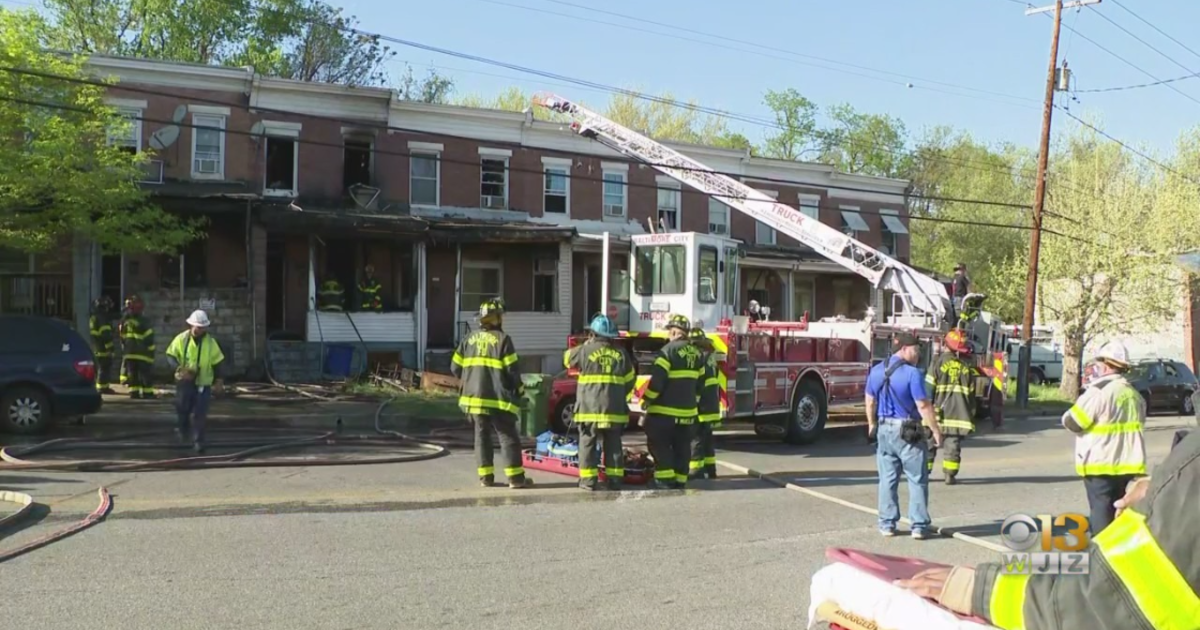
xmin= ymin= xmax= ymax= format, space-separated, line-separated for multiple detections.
xmin=10 ymin=55 xmax=913 ymax=378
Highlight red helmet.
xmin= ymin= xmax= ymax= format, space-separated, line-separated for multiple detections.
xmin=125 ymin=295 xmax=144 ymax=315
xmin=944 ymin=329 xmax=970 ymax=354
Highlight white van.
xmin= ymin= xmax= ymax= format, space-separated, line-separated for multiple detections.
xmin=1006 ymin=338 xmax=1063 ymax=385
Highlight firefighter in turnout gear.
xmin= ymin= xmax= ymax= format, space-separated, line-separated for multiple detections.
xmin=925 ymin=329 xmax=976 ymax=485
xmin=358 ymin=264 xmax=383 ymax=312
xmin=451 ymin=298 xmax=532 ymax=489
xmin=317 ymin=277 xmax=345 ymax=312
xmin=564 ymin=314 xmax=635 ymax=491
xmin=89 ymin=296 xmax=117 ymax=394
xmin=689 ymin=327 xmax=721 ymax=480
xmin=642 ymin=314 xmax=705 ymax=490
xmin=118 ymin=295 xmax=156 ymax=399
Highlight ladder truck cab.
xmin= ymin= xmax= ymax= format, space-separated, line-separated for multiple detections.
xmin=541 ymin=92 xmax=1007 ymax=443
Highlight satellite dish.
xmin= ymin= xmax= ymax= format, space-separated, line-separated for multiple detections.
xmin=172 ymin=105 xmax=187 ymax=124
xmin=250 ymin=121 xmax=265 ymax=136
xmin=149 ymin=125 xmax=180 ymax=150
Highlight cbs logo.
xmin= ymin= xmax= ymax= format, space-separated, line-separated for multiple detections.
xmin=1000 ymin=513 xmax=1090 ymax=552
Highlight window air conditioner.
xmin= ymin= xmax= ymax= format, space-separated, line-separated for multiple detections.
xmin=481 ymin=195 xmax=506 ymax=209
xmin=604 ymin=204 xmax=624 ymax=217
xmin=194 ymin=158 xmax=219 ymax=174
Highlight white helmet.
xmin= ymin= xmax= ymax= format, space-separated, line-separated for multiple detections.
xmin=186 ymin=309 xmax=211 ymax=328
xmin=1093 ymin=341 xmax=1131 ymax=370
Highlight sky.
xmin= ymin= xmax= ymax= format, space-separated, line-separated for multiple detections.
xmin=333 ymin=0 xmax=1200 ymax=155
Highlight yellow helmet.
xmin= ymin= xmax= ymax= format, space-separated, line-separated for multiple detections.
xmin=479 ymin=298 xmax=505 ymax=324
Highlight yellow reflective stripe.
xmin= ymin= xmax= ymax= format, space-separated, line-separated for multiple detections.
xmin=502 ymin=353 xmax=519 ymax=367
xmin=689 ymin=460 xmax=704 ymax=471
xmin=1075 ymin=462 xmax=1147 ymax=476
xmin=1086 ymin=421 xmax=1142 ymax=435
xmin=667 ymin=369 xmax=701 ymax=378
xmin=924 ymin=373 xmax=936 ymax=385
xmin=641 ymin=390 xmax=660 ymax=400
xmin=674 ymin=474 xmax=688 ymax=483
xmin=989 ymin=573 xmax=1029 ymax=630
xmin=578 ymin=375 xmax=628 ymax=385
xmin=623 ymin=370 xmax=636 ymax=383
xmin=458 ymin=397 xmax=520 ymax=414
xmin=123 ymin=354 xmax=154 ymax=362
xmin=606 ymin=468 xmax=624 ymax=476
xmin=653 ymin=470 xmax=675 ymax=480
xmin=562 ymin=349 xmax=571 ymax=368
xmin=703 ymin=456 xmax=716 ymax=465
xmin=993 ymin=377 xmax=1004 ymax=390
xmin=698 ymin=413 xmax=721 ymax=422
xmin=503 ymin=466 xmax=525 ymax=477
xmin=653 ymin=357 xmax=670 ymax=370
xmin=575 ymin=413 xmax=628 ymax=423
xmin=477 ymin=466 xmax=494 ymax=476
xmin=579 ymin=467 xmax=599 ymax=479
xmin=940 ymin=419 xmax=974 ymax=431
xmin=452 ymin=352 xmax=464 ymax=366
xmin=455 ymin=357 xmax=507 ymax=369
xmin=1095 ymin=510 xmax=1200 ymax=630
xmin=942 ymin=460 xmax=960 ymax=471
xmin=935 ymin=385 xmax=971 ymax=394
xmin=645 ymin=405 xmax=698 ymax=418
xmin=1069 ymin=404 xmax=1094 ymax=430
xmin=704 ymin=377 xmax=719 ymax=387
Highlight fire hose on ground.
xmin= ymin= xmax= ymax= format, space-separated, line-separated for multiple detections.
xmin=0 ymin=399 xmax=475 ymax=561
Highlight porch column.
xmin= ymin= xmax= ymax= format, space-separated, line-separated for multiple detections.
xmin=71 ymin=234 xmax=93 ymax=332
xmin=453 ymin=243 xmax=462 ymax=345
xmin=785 ymin=270 xmax=795 ymax=321
xmin=307 ymin=236 xmax=316 ymax=340
xmin=416 ymin=241 xmax=427 ymax=370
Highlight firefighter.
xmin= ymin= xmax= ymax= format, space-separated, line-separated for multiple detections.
xmin=689 ymin=326 xmax=721 ymax=480
xmin=118 ymin=295 xmax=156 ymax=399
xmin=642 ymin=314 xmax=705 ymax=490
xmin=317 ymin=276 xmax=345 ymax=312
xmin=564 ymin=314 xmax=635 ymax=491
xmin=88 ymin=296 xmax=117 ymax=394
xmin=358 ymin=264 xmax=383 ymax=312
xmin=450 ymin=298 xmax=532 ymax=489
xmin=165 ymin=310 xmax=226 ymax=453
xmin=925 ymin=329 xmax=976 ymax=485
xmin=898 ymin=429 xmax=1199 ymax=630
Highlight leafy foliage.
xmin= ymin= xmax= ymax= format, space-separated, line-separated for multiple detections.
xmin=0 ymin=9 xmax=197 ymax=254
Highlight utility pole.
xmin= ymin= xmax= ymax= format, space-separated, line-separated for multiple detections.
xmin=1015 ymin=0 xmax=1099 ymax=408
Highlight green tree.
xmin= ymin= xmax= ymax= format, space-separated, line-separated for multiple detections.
xmin=603 ymin=91 xmax=740 ymax=145
xmin=43 ymin=0 xmax=395 ymax=87
xmin=816 ymin=103 xmax=911 ymax=178
xmin=761 ymin=88 xmax=818 ymax=160
xmin=454 ymin=86 xmax=532 ymax=111
xmin=0 ymin=10 xmax=196 ymax=253
xmin=395 ymin=63 xmax=455 ymax=103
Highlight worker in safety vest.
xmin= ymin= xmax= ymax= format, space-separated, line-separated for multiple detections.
xmin=317 ymin=277 xmax=345 ymax=312
xmin=642 ymin=314 xmax=704 ymax=490
xmin=564 ymin=314 xmax=635 ymax=491
xmin=688 ymin=327 xmax=721 ymax=480
xmin=1064 ymin=341 xmax=1146 ymax=535
xmin=898 ymin=429 xmax=1200 ymax=630
xmin=118 ymin=295 xmax=156 ymax=399
xmin=925 ymin=329 xmax=976 ymax=485
xmin=89 ymin=295 xmax=117 ymax=394
xmin=358 ymin=264 xmax=383 ymax=312
xmin=451 ymin=298 xmax=532 ymax=489
xmin=166 ymin=310 xmax=226 ymax=453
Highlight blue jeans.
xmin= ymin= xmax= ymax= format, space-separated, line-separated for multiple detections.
xmin=876 ymin=421 xmax=931 ymax=532
xmin=176 ymin=381 xmax=212 ymax=443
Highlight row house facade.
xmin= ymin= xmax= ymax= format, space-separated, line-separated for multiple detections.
xmin=8 ymin=55 xmax=913 ymax=378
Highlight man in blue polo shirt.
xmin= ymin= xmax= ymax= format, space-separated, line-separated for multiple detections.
xmin=865 ymin=332 xmax=943 ymax=539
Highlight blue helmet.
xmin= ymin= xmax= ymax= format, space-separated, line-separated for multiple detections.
xmin=588 ymin=314 xmax=619 ymax=338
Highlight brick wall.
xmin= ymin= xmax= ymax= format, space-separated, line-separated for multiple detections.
xmin=139 ymin=287 xmax=257 ymax=379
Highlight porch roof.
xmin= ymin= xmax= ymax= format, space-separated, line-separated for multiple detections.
xmin=258 ymin=205 xmax=430 ymax=238
xmin=740 ymin=243 xmax=849 ymax=273
xmin=425 ymin=219 xmax=576 ymax=244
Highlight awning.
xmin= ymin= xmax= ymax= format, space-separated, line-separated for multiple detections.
xmin=840 ymin=209 xmax=870 ymax=232
xmin=257 ymin=205 xmax=429 ymax=238
xmin=880 ymin=211 xmax=908 ymax=234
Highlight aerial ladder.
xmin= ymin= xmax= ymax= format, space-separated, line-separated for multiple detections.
xmin=534 ymin=93 xmax=951 ymax=324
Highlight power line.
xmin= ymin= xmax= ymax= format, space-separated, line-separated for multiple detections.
xmin=474 ymin=0 xmax=1042 ymax=107
xmin=1108 ymin=0 xmax=1200 ymax=63
xmin=1075 ymin=71 xmax=1198 ymax=93
xmin=0 ymin=93 xmax=1079 ymax=237
xmin=1085 ymin=5 xmax=1200 ymax=84
xmin=2 ymin=64 xmax=1046 ymax=212
xmin=1055 ymin=104 xmax=1200 ymax=187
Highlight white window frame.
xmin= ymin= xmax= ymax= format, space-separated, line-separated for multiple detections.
xmin=107 ymin=106 xmax=143 ymax=151
xmin=532 ymin=256 xmax=558 ymax=312
xmin=755 ymin=189 xmax=777 ymax=245
xmin=261 ymin=121 xmax=301 ymax=197
xmin=480 ymin=148 xmax=511 ymax=210
xmin=602 ymin=163 xmax=629 ymax=219
xmin=707 ymin=197 xmax=729 ymax=235
xmin=409 ymin=141 xmax=443 ymax=207
xmin=461 ymin=260 xmax=504 ymax=313
xmin=542 ymin=156 xmax=572 ymax=216
xmin=798 ymin=193 xmax=821 ymax=221
xmin=190 ymin=111 xmax=227 ymax=180
xmin=656 ymin=176 xmax=680 ymax=231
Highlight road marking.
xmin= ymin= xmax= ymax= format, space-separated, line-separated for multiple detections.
xmin=716 ymin=459 xmax=1011 ymax=553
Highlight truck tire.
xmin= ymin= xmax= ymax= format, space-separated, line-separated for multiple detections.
xmin=784 ymin=378 xmax=827 ymax=445
xmin=1029 ymin=368 xmax=1045 ymax=386
xmin=550 ymin=395 xmax=575 ymax=435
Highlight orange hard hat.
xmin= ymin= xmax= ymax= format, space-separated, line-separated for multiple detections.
xmin=944 ymin=329 xmax=970 ymax=354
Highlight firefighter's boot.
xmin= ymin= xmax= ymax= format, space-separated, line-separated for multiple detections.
xmin=605 ymin=478 xmax=622 ymax=491
xmin=508 ymin=474 xmax=533 ymax=489
xmin=480 ymin=474 xmax=496 ymax=487
xmin=579 ymin=478 xmax=598 ymax=491
xmin=705 ymin=464 xmax=718 ymax=479
xmin=944 ymin=472 xmax=958 ymax=486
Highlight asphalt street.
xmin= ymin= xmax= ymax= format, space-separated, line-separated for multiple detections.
xmin=1 ymin=411 xmax=1193 ymax=629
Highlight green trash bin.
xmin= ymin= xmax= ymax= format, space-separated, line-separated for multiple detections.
xmin=519 ymin=373 xmax=551 ymax=437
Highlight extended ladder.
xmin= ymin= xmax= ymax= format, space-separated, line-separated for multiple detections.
xmin=534 ymin=93 xmax=950 ymax=321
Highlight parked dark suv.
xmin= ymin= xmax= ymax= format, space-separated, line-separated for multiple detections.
xmin=1126 ymin=359 xmax=1198 ymax=416
xmin=0 ymin=315 xmax=102 ymax=433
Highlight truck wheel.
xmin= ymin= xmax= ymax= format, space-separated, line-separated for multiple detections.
xmin=784 ymin=379 xmax=827 ymax=445
xmin=1029 ymin=369 xmax=1045 ymax=386
xmin=550 ymin=396 xmax=575 ymax=435
xmin=1 ymin=385 xmax=51 ymax=435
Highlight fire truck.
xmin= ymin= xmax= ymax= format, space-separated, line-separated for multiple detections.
xmin=542 ymin=95 xmax=1008 ymax=444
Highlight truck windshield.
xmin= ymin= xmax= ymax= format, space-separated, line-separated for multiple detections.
xmin=635 ymin=245 xmax=686 ymax=295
